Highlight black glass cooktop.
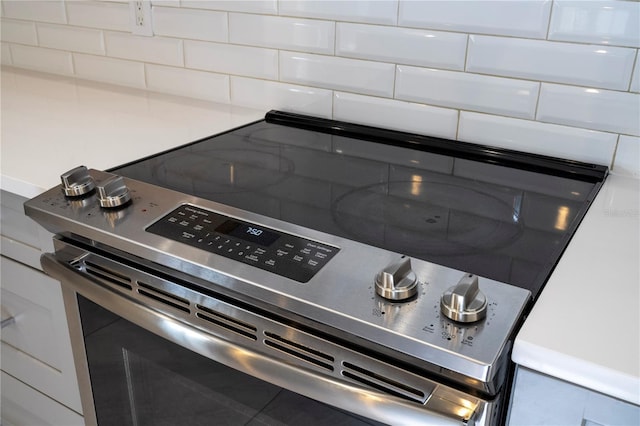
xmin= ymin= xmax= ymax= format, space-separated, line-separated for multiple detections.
xmin=113 ymin=111 xmax=607 ymax=298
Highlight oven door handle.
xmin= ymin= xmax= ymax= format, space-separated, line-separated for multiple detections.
xmin=42 ymin=252 xmax=481 ymax=426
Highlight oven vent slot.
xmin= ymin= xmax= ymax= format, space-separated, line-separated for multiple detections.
xmin=84 ymin=261 xmax=132 ymax=290
xmin=196 ymin=304 xmax=257 ymax=341
xmin=342 ymin=362 xmax=426 ymax=403
xmin=137 ymin=281 xmax=190 ymax=313
xmin=264 ymin=332 xmax=334 ymax=372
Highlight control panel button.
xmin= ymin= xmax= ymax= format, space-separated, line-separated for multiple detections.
xmin=60 ymin=166 xmax=96 ymax=197
xmin=440 ymin=274 xmax=488 ymax=323
xmin=146 ymin=204 xmax=340 ymax=283
xmin=375 ymin=257 xmax=418 ymax=301
xmin=97 ymin=175 xmax=131 ymax=208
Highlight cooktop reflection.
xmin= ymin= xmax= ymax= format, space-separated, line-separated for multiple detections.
xmin=113 ymin=112 xmax=605 ymax=297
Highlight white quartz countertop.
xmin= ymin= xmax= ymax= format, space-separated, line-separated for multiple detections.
xmin=512 ymin=172 xmax=640 ymax=406
xmin=2 ymin=67 xmax=639 ymax=406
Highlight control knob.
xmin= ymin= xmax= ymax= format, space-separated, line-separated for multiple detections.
xmin=60 ymin=166 xmax=95 ymax=197
xmin=375 ymin=257 xmax=418 ymax=301
xmin=440 ymin=274 xmax=487 ymax=323
xmin=97 ymin=175 xmax=131 ymax=208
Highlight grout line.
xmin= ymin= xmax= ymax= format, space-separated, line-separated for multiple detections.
xmin=628 ymin=49 xmax=639 ymax=92
xmin=545 ymin=0 xmax=554 ymax=40
xmin=533 ymin=82 xmax=543 ymax=120
xmin=463 ymin=34 xmax=470 ymax=72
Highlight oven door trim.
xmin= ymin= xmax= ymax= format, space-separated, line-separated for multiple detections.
xmin=42 ymin=251 xmax=494 ymax=426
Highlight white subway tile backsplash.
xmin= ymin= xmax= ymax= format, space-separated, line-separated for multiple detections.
xmin=73 ymin=53 xmax=145 ymax=88
xmin=1 ymin=19 xmax=37 ymax=45
xmin=613 ymin=135 xmax=640 ymax=177
xmin=549 ymin=0 xmax=640 ymax=48
xmin=280 ymin=51 xmax=395 ymax=97
xmin=459 ymin=111 xmax=617 ymax=165
xmin=230 ymin=76 xmax=332 ymax=117
xmin=37 ymin=24 xmax=105 ymax=55
xmin=279 ymin=0 xmax=397 ymax=25
xmin=538 ymin=83 xmax=640 ymax=137
xmin=66 ymin=1 xmax=129 ymax=32
xmin=2 ymin=0 xmax=637 ymax=170
xmin=631 ymin=51 xmax=639 ymax=93
xmin=395 ymin=66 xmax=539 ymax=119
xmin=152 ymin=6 xmax=227 ymax=42
xmin=398 ymin=0 xmax=551 ymax=39
xmin=2 ymin=0 xmax=66 ymax=24
xmin=1 ymin=42 xmax=13 ymax=65
xmin=467 ymin=35 xmax=636 ymax=91
xmin=10 ymin=44 xmax=73 ymax=75
xmin=181 ymin=1 xmax=277 ymax=14
xmin=105 ymin=32 xmax=183 ymax=67
xmin=336 ymin=23 xmax=466 ymax=71
xmin=185 ymin=41 xmax=278 ymax=79
xmin=229 ymin=13 xmax=334 ymax=54
xmin=146 ymin=64 xmax=229 ymax=103
xmin=333 ymin=92 xmax=458 ymax=139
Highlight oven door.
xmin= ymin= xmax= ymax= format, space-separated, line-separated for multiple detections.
xmin=41 ymin=242 xmax=494 ymax=426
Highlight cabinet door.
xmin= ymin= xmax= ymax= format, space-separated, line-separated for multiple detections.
xmin=1 ymin=372 xmax=84 ymax=426
xmin=508 ymin=366 xmax=640 ymax=425
xmin=1 ymin=256 xmax=83 ymax=414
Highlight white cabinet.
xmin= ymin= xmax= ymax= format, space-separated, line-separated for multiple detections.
xmin=1 ymin=190 xmax=84 ymax=425
xmin=508 ymin=366 xmax=640 ymax=426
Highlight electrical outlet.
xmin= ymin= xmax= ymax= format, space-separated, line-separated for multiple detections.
xmin=130 ymin=1 xmax=153 ymax=36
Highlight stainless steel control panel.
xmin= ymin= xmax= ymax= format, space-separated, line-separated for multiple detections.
xmin=25 ymin=168 xmax=532 ymax=386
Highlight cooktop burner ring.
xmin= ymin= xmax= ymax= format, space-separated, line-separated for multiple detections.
xmin=330 ymin=180 xmax=525 ymax=257
xmin=148 ymin=148 xmax=296 ymax=195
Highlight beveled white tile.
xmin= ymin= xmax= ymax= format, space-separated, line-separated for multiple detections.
xmin=185 ymin=41 xmax=278 ymax=80
xmin=538 ymin=83 xmax=640 ymax=136
xmin=468 ymin=35 xmax=636 ymax=91
xmin=37 ymin=24 xmax=105 ymax=55
xmin=0 ymin=19 xmax=37 ymax=45
xmin=10 ymin=44 xmax=73 ymax=75
xmin=631 ymin=51 xmax=639 ymax=92
xmin=334 ymin=92 xmax=458 ymax=139
xmin=395 ymin=66 xmax=539 ymax=119
xmin=2 ymin=0 xmax=66 ymax=24
xmin=1 ymin=42 xmax=13 ymax=65
xmin=67 ymin=1 xmax=129 ymax=32
xmin=230 ymin=76 xmax=332 ymax=117
xmin=181 ymin=1 xmax=277 ymax=14
xmin=279 ymin=0 xmax=397 ymax=25
xmin=151 ymin=0 xmax=180 ymax=6
xmin=398 ymin=0 xmax=551 ymax=38
xmin=146 ymin=64 xmax=229 ymax=103
xmin=613 ymin=135 xmax=640 ymax=178
xmin=105 ymin=32 xmax=183 ymax=67
xmin=73 ymin=53 xmax=145 ymax=88
xmin=549 ymin=0 xmax=640 ymax=48
xmin=230 ymin=13 xmax=334 ymax=54
xmin=152 ymin=6 xmax=227 ymax=42
xmin=336 ymin=23 xmax=466 ymax=70
xmin=280 ymin=51 xmax=395 ymax=98
xmin=459 ymin=111 xmax=617 ymax=165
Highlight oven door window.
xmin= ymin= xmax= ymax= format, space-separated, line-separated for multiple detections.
xmin=79 ymin=296 xmax=384 ymax=426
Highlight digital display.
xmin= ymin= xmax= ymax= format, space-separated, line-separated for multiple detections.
xmin=216 ymin=220 xmax=280 ymax=246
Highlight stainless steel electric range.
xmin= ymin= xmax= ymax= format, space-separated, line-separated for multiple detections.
xmin=25 ymin=110 xmax=607 ymax=426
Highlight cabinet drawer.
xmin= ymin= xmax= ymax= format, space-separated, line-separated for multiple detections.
xmin=1 ymin=256 xmax=82 ymax=413
xmin=1 ymin=190 xmax=53 ymax=269
xmin=1 ymin=190 xmax=41 ymax=248
xmin=1 ymin=371 xmax=83 ymax=426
